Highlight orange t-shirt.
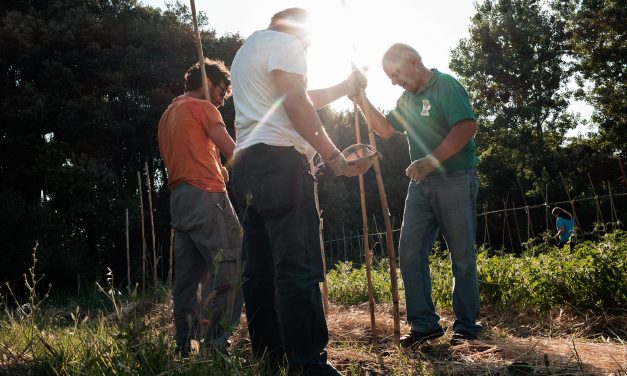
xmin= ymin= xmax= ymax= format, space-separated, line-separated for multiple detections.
xmin=158 ymin=96 xmax=226 ymax=192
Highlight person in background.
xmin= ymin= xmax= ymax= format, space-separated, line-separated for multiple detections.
xmin=229 ymin=7 xmax=365 ymax=375
xmin=158 ymin=58 xmax=242 ymax=356
xmin=552 ymin=207 xmax=575 ymax=250
xmin=351 ymin=43 xmax=481 ymax=347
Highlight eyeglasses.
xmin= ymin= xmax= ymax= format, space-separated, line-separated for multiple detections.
xmin=214 ymin=83 xmax=228 ymax=99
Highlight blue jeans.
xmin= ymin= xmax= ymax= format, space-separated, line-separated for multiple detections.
xmin=230 ymin=144 xmax=329 ymax=368
xmin=398 ymin=168 xmax=481 ymax=336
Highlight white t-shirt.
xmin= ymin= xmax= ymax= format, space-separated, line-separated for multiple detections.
xmin=231 ymin=30 xmax=315 ymax=159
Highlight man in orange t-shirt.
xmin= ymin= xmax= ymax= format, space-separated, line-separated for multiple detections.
xmin=158 ymin=59 xmax=242 ymax=356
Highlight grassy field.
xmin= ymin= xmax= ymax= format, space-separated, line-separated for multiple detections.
xmin=1 ymin=231 xmax=625 ymax=375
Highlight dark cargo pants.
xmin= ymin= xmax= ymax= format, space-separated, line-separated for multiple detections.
xmin=170 ymin=184 xmax=243 ymax=350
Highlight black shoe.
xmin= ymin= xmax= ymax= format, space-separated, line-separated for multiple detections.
xmin=450 ymin=330 xmax=477 ymax=346
xmin=291 ymin=362 xmax=342 ymax=376
xmin=400 ymin=327 xmax=445 ymax=348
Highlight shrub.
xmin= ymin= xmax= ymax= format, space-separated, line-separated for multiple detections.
xmin=327 ymin=260 xmax=402 ymax=305
xmin=327 ymin=230 xmax=627 ymax=313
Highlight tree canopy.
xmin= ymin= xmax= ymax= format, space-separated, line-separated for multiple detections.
xmin=0 ymin=0 xmax=244 ymax=290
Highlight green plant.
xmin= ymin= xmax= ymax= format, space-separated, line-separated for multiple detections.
xmin=327 ymin=260 xmax=402 ymax=305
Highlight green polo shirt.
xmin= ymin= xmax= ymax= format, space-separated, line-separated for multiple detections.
xmin=386 ymin=69 xmax=478 ymax=173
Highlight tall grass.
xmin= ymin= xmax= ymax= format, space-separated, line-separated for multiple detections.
xmin=0 ymin=246 xmax=278 ymax=375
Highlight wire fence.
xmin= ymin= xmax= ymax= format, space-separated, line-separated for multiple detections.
xmin=322 ymin=190 xmax=626 ymax=266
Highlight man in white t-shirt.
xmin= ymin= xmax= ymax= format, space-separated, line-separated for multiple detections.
xmin=230 ymin=7 xmax=365 ymax=375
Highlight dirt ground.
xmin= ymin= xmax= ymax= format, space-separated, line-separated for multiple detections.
xmin=231 ymin=302 xmax=627 ymax=375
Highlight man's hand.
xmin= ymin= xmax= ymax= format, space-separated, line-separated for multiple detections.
xmin=221 ymin=166 xmax=229 ymax=183
xmin=323 ymin=150 xmax=348 ymax=177
xmin=405 ymin=154 xmax=440 ymax=183
xmin=345 ymin=68 xmax=367 ymax=97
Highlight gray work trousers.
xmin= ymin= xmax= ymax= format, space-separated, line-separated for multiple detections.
xmin=170 ymin=183 xmax=243 ymax=349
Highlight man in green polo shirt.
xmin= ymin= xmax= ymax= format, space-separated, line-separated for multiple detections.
xmin=352 ymin=43 xmax=481 ymax=347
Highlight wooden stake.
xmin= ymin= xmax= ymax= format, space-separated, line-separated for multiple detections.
xmin=503 ymin=194 xmax=513 ymax=251
xmin=588 ymin=173 xmax=605 ymax=224
xmin=512 ymin=204 xmax=523 ymax=252
xmin=168 ymin=228 xmax=174 ymax=288
xmin=483 ymin=203 xmax=491 ymax=248
xmin=360 ymin=90 xmax=401 ymax=346
xmin=501 ymin=197 xmax=507 ymax=248
xmin=545 ymin=184 xmax=550 ymax=232
xmin=189 ymin=0 xmax=210 ymax=101
xmin=516 ymin=177 xmax=534 ymax=240
xmin=138 ymin=171 xmax=146 ymax=292
xmin=125 ymin=208 xmax=131 ymax=295
xmin=354 ymin=104 xmax=377 ymax=345
xmin=145 ymin=162 xmax=157 ymax=288
xmin=559 ymin=172 xmax=581 ymax=230
xmin=607 ymin=181 xmax=618 ymax=229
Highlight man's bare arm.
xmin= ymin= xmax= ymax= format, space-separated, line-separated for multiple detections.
xmin=207 ymin=124 xmax=236 ymax=161
xmin=353 ymin=93 xmax=397 ymax=139
xmin=430 ymin=119 xmax=477 ymax=163
xmin=272 ymin=69 xmax=338 ymax=160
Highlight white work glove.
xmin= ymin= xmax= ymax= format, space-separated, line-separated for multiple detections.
xmin=221 ymin=166 xmax=229 ymax=183
xmin=405 ymin=154 xmax=440 ymax=183
xmin=323 ymin=150 xmax=348 ymax=177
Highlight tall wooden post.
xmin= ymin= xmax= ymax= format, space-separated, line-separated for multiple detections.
xmin=359 ymin=90 xmax=401 ymax=346
xmin=168 ymin=228 xmax=175 ymax=288
xmin=588 ymin=173 xmax=605 ymax=225
xmin=607 ymin=181 xmax=619 ymax=229
xmin=483 ymin=203 xmax=491 ymax=248
xmin=517 ymin=177 xmax=534 ymax=240
xmin=145 ymin=162 xmax=157 ymax=288
xmin=138 ymin=171 xmax=146 ymax=292
xmin=189 ymin=0 xmax=210 ymax=101
xmin=126 ymin=208 xmax=131 ymax=295
xmin=544 ymin=185 xmax=550 ymax=232
xmin=354 ymin=106 xmax=377 ymax=345
xmin=559 ymin=172 xmax=581 ymax=230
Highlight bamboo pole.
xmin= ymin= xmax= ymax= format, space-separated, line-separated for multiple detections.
xmin=137 ymin=171 xmax=146 ymax=292
xmin=189 ymin=0 xmax=210 ymax=101
xmin=483 ymin=203 xmax=491 ymax=248
xmin=607 ymin=181 xmax=618 ymax=229
xmin=512 ymin=204 xmax=523 ymax=252
xmin=501 ymin=196 xmax=507 ymax=248
xmin=545 ymin=184 xmax=550 ymax=232
xmin=503 ymin=194 xmax=513 ymax=251
xmin=354 ymin=105 xmax=377 ymax=345
xmin=559 ymin=172 xmax=581 ymax=230
xmin=145 ymin=162 xmax=157 ymax=288
xmin=360 ymin=90 xmax=401 ymax=346
xmin=168 ymin=228 xmax=174 ymax=288
xmin=311 ymin=160 xmax=330 ymax=315
xmin=588 ymin=173 xmax=605 ymax=224
xmin=126 ymin=208 xmax=131 ymax=295
xmin=516 ymin=177 xmax=534 ymax=240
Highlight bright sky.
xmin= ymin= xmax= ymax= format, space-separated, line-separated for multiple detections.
xmin=143 ymin=0 xmax=593 ymax=136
